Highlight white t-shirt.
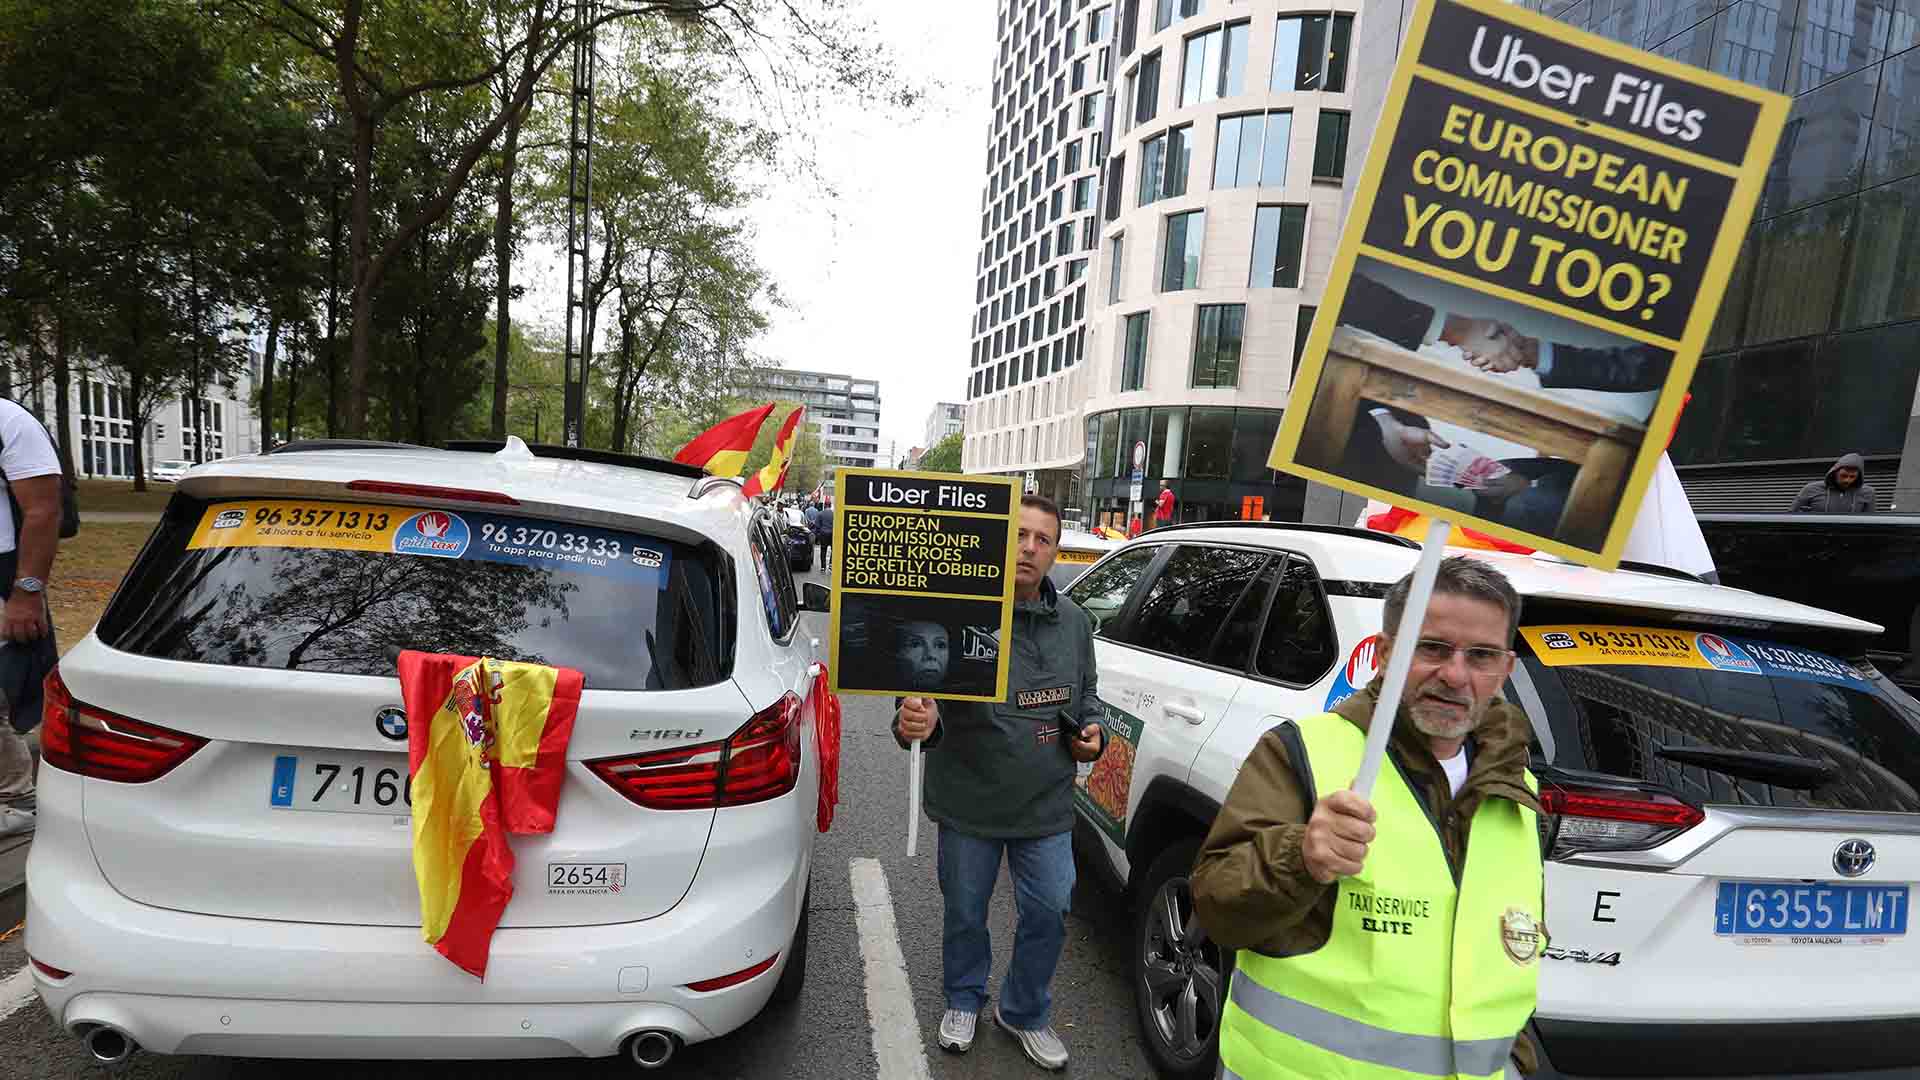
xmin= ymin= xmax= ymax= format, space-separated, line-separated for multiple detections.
xmin=1438 ymin=749 xmax=1470 ymax=797
xmin=0 ymin=400 xmax=63 ymax=555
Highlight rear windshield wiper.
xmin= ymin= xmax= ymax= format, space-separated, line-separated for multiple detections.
xmin=1655 ymin=745 xmax=1836 ymax=790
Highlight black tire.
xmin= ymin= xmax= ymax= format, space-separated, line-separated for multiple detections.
xmin=770 ymin=885 xmax=810 ymax=1007
xmin=1133 ymin=839 xmax=1233 ymax=1080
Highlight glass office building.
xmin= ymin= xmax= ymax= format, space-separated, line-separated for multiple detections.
xmin=1517 ymin=0 xmax=1916 ymax=509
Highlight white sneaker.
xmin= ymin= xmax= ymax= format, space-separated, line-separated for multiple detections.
xmin=995 ymin=1004 xmax=1069 ymax=1070
xmin=0 ymin=804 xmax=33 ymax=838
xmin=936 ymin=1008 xmax=978 ymax=1053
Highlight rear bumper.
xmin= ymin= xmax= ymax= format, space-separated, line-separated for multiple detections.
xmin=1528 ymin=1017 xmax=1920 ymax=1079
xmin=24 ymin=766 xmax=812 ymax=1059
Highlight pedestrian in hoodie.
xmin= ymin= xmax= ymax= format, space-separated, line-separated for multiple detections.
xmin=1791 ymin=453 xmax=1876 ymax=513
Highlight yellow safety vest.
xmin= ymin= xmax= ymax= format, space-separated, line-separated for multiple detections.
xmin=1219 ymin=712 xmax=1542 ymax=1080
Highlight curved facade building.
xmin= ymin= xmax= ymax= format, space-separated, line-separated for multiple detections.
xmin=1081 ymin=0 xmax=1362 ymax=528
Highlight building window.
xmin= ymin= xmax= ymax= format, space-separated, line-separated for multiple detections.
xmin=1213 ymin=111 xmax=1291 ymax=188
xmin=1139 ymin=132 xmax=1165 ymax=206
xmin=1109 ymin=232 xmax=1126 ymax=302
xmin=1079 ymin=90 xmax=1103 ymax=129
xmin=1122 ymin=312 xmax=1151 ymax=391
xmin=1191 ymin=304 xmax=1246 ymax=388
xmin=1068 ymin=257 xmax=1089 ymax=281
xmin=1139 ymin=125 xmax=1192 ymax=206
xmin=1292 ymin=305 xmax=1317 ymax=383
xmin=1273 ymin=14 xmax=1353 ymax=92
xmin=1180 ymin=22 xmax=1251 ymax=106
xmin=1073 ymin=175 xmax=1094 ymax=210
xmin=1162 ymin=209 xmax=1204 ymax=291
xmin=1135 ymin=50 xmax=1161 ymax=125
xmin=1154 ymin=0 xmax=1202 ymax=33
xmin=1105 ymin=151 xmax=1127 ymax=221
xmin=1072 ymin=57 xmax=1087 ymax=92
xmin=1067 ymin=140 xmax=1084 ymax=173
xmin=1250 ymin=204 xmax=1308 ymax=288
xmin=1314 ymin=110 xmax=1350 ymax=179
xmin=1091 ymin=5 xmax=1113 ymax=43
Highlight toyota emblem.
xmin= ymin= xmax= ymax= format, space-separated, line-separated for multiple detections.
xmin=375 ymin=707 xmax=409 ymax=742
xmin=1833 ymin=839 xmax=1876 ymax=878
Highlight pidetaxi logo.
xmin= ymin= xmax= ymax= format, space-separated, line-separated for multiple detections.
xmin=1325 ymin=634 xmax=1381 ymax=709
xmin=393 ymin=510 xmax=471 ymax=558
xmin=1694 ymin=633 xmax=1761 ymax=675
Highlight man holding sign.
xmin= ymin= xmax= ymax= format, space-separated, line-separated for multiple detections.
xmin=1191 ymin=557 xmax=1544 ymax=1078
xmin=893 ymin=495 xmax=1107 ymax=1071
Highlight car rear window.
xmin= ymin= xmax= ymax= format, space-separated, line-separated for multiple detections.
xmin=1519 ymin=624 xmax=1920 ymax=813
xmin=96 ymin=496 xmax=733 ymax=691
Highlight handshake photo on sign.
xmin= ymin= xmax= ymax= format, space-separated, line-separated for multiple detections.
xmin=1298 ymin=259 xmax=1673 ymax=549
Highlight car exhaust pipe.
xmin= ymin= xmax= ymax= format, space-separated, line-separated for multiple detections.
xmin=75 ymin=1024 xmax=139 ymax=1068
xmin=626 ymin=1029 xmax=679 ymax=1070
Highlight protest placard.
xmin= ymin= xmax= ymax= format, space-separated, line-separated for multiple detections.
xmin=1269 ymin=0 xmax=1788 ymax=569
xmin=828 ymin=469 xmax=1019 ymax=702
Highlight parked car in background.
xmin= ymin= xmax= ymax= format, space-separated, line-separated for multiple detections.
xmin=1699 ymin=512 xmax=1920 ymax=692
xmin=27 ymin=437 xmax=828 ymax=1069
xmin=781 ymin=505 xmax=814 ymax=572
xmin=1064 ymin=522 xmax=1918 ymax=1080
xmin=1050 ymin=527 xmax=1121 ymax=591
xmin=148 ymin=460 xmax=192 ymax=483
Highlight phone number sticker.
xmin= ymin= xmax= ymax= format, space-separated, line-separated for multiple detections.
xmin=190 ymin=500 xmax=671 ymax=585
xmin=1521 ymin=625 xmax=1867 ymax=687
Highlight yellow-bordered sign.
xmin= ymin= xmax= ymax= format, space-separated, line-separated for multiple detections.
xmin=1268 ymin=0 xmax=1788 ymax=569
xmin=827 ymin=469 xmax=1020 ymax=703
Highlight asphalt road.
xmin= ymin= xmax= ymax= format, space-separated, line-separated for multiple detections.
xmin=0 ymin=564 xmax=1155 ymax=1080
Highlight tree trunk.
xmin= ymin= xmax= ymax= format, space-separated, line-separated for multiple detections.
xmin=326 ymin=178 xmax=343 ymax=437
xmin=610 ymin=315 xmax=636 ymax=451
xmin=491 ymin=102 xmax=524 ymax=439
xmin=285 ymin=325 xmax=302 ymax=443
xmin=51 ymin=309 xmax=74 ymax=483
xmin=346 ymin=111 xmax=376 ymax=436
xmin=128 ymin=365 xmax=147 ymax=494
xmin=260 ymin=311 xmax=282 ymax=452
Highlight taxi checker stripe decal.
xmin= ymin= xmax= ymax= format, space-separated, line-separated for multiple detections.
xmin=1228 ymin=971 xmax=1515 ymax=1076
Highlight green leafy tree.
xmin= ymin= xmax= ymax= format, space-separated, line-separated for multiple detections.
xmin=917 ymin=432 xmax=963 ymax=473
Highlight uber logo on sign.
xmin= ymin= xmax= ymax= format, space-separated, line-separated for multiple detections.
xmin=962 ymin=626 xmax=999 ymax=662
xmin=1543 ymin=632 xmax=1577 ymax=650
xmin=1016 ymin=685 xmax=1072 ymax=710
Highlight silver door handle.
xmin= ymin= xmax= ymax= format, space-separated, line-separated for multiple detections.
xmin=1163 ymin=702 xmax=1205 ymax=725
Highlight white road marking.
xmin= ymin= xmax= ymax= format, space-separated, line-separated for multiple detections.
xmin=850 ymin=857 xmax=932 ymax=1080
xmin=0 ymin=964 xmax=36 ymax=1023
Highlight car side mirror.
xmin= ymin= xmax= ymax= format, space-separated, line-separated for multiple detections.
xmin=801 ymin=582 xmax=832 ymax=613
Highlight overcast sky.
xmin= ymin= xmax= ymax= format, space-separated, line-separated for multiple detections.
xmin=516 ymin=3 xmax=993 ymax=460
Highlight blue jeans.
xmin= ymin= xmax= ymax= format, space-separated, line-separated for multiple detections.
xmin=937 ymin=825 xmax=1075 ymax=1030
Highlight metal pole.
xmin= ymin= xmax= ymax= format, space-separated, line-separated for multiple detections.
xmin=561 ymin=0 xmax=596 ymax=448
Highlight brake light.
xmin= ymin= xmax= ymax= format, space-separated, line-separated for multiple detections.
xmin=590 ymin=693 xmax=803 ymax=810
xmin=1539 ymin=783 xmax=1704 ymax=858
xmin=29 ymin=957 xmax=71 ymax=980
xmin=345 ymin=480 xmax=519 ymax=506
xmin=684 ymin=953 xmax=779 ymax=992
xmin=41 ymin=670 xmax=206 ymax=783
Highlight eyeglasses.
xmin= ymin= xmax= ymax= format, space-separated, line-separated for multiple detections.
xmin=1410 ymin=639 xmax=1513 ymax=673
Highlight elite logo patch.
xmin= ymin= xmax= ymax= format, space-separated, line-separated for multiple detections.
xmin=1016 ymin=685 xmax=1072 ymax=710
xmin=1502 ymin=908 xmax=1543 ymax=965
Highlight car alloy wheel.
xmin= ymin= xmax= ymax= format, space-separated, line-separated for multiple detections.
xmin=1134 ymin=842 xmax=1228 ymax=1078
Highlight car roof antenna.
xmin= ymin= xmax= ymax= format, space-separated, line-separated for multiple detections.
xmin=494 ymin=435 xmax=536 ymax=462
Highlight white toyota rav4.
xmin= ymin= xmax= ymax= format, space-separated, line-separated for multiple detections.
xmin=25 ymin=438 xmax=828 ymax=1069
xmin=1066 ymin=522 xmax=1919 ymax=1080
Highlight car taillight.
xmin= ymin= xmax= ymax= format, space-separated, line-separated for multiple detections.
xmin=1539 ymin=783 xmax=1704 ymax=858
xmin=684 ymin=953 xmax=780 ymax=992
xmin=590 ymin=692 xmax=802 ymax=810
xmin=41 ymin=670 xmax=207 ymax=783
xmin=29 ymin=957 xmax=71 ymax=980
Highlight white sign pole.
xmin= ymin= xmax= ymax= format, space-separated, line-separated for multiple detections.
xmin=1351 ymin=517 xmax=1452 ymax=799
xmin=907 ymin=738 xmax=925 ymax=856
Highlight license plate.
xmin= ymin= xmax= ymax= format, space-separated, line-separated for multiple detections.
xmin=548 ymin=863 xmax=626 ymax=896
xmin=269 ymin=753 xmax=413 ymax=816
xmin=1714 ymin=881 xmax=1909 ymax=940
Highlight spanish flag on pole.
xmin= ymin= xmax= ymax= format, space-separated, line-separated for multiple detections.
xmin=400 ymin=651 xmax=584 ymax=979
xmin=742 ymin=406 xmax=804 ymax=498
xmin=674 ymin=402 xmax=776 ymax=477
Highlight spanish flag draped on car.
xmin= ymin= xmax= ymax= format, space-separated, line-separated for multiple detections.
xmin=399 ymin=651 xmax=585 ymax=978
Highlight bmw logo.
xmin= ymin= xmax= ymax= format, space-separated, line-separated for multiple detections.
xmin=375 ymin=707 xmax=409 ymax=742
xmin=1833 ymin=839 xmax=1876 ymax=878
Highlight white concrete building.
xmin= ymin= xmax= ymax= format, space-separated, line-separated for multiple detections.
xmin=962 ymin=0 xmax=1114 ymax=506
xmin=9 ymin=358 xmax=263 ymax=480
xmin=924 ymin=401 xmax=966 ymax=450
xmin=743 ymin=367 xmax=882 ymax=478
xmin=1079 ymin=0 xmax=1360 ymax=528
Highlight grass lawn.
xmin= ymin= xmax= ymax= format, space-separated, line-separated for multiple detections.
xmin=75 ymin=479 xmax=177 ymax=514
xmin=49 ymin=522 xmax=154 ymax=648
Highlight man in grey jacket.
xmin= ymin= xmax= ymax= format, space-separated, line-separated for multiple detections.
xmin=1792 ymin=453 xmax=1876 ymax=513
xmin=895 ymin=494 xmax=1107 ymax=1071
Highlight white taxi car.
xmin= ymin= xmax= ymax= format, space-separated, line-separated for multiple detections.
xmin=1065 ymin=521 xmax=1919 ymax=1080
xmin=26 ymin=437 xmax=828 ymax=1068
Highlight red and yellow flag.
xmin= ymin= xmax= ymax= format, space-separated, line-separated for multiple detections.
xmin=674 ymin=403 xmax=775 ymax=477
xmin=743 ymin=407 xmax=804 ymax=498
xmin=1365 ymin=506 xmax=1536 ymax=553
xmin=400 ymin=651 xmax=584 ymax=979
